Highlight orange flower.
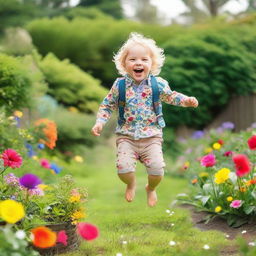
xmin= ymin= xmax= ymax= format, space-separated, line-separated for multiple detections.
xmin=240 ymin=187 xmax=247 ymax=192
xmin=35 ymin=119 xmax=57 ymax=149
xmin=191 ymin=178 xmax=198 ymax=184
xmin=31 ymin=226 xmax=57 ymax=248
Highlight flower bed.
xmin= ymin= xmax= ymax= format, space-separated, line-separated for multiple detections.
xmin=0 ymin=110 xmax=99 ymax=255
xmin=175 ymin=122 xmax=256 ymax=227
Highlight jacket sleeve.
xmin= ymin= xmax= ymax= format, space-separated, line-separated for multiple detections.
xmin=96 ymin=79 xmax=119 ymax=125
xmin=157 ymin=77 xmax=189 ymax=106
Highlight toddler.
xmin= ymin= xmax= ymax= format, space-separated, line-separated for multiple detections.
xmin=91 ymin=33 xmax=198 ymax=207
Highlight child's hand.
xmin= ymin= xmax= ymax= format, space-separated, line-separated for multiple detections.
xmin=91 ymin=123 xmax=103 ymax=136
xmin=184 ymin=97 xmax=198 ymax=108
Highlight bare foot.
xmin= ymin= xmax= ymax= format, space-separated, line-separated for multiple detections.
xmin=145 ymin=184 xmax=157 ymax=207
xmin=125 ymin=183 xmax=136 ymax=202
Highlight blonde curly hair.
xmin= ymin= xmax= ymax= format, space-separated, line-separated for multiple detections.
xmin=113 ymin=32 xmax=165 ymax=76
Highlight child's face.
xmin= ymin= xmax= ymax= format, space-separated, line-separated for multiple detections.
xmin=124 ymin=44 xmax=152 ymax=84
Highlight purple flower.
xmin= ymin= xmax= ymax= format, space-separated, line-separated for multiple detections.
xmin=251 ymin=122 xmax=256 ymax=129
xmin=28 ymin=187 xmax=44 ymax=196
xmin=19 ymin=173 xmax=42 ymax=189
xmin=192 ymin=130 xmax=204 ymax=139
xmin=221 ymin=122 xmax=235 ymax=130
xmin=4 ymin=173 xmax=20 ymax=186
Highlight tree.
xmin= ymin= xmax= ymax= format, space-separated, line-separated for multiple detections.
xmin=180 ymin=0 xmax=238 ymax=23
xmin=78 ymin=0 xmax=123 ymax=18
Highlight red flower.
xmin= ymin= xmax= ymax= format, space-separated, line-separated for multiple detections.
xmin=218 ymin=139 xmax=224 ymax=145
xmin=128 ymin=117 xmax=134 ymax=122
xmin=77 ymin=223 xmax=99 ymax=241
xmin=40 ymin=159 xmax=51 ymax=169
xmin=233 ymin=154 xmax=251 ymax=177
xmin=141 ymin=92 xmax=147 ymax=97
xmin=223 ymin=151 xmax=233 ymax=157
xmin=31 ymin=226 xmax=57 ymax=248
xmin=57 ymin=230 xmax=68 ymax=246
xmin=2 ymin=149 xmax=22 ymax=169
xmin=200 ymin=154 xmax=216 ymax=167
xmin=248 ymin=135 xmax=256 ymax=150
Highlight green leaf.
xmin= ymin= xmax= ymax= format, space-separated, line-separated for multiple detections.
xmin=244 ymin=205 xmax=255 ymax=215
xmin=201 ymin=195 xmax=211 ymax=206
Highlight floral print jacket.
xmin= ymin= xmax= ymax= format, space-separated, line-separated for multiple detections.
xmin=96 ymin=75 xmax=189 ymax=140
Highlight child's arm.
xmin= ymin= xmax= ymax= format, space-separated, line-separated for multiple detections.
xmin=157 ymin=77 xmax=198 ymax=108
xmin=91 ymin=79 xmax=119 ymax=136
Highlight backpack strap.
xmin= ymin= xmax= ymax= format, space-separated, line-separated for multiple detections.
xmin=117 ymin=78 xmax=126 ymax=126
xmin=151 ymin=76 xmax=166 ymax=128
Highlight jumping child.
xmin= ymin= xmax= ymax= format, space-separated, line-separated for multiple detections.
xmin=91 ymin=33 xmax=198 ymax=207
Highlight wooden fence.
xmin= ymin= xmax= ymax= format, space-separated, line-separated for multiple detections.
xmin=207 ymin=93 xmax=256 ymax=132
xmin=176 ymin=94 xmax=256 ymax=138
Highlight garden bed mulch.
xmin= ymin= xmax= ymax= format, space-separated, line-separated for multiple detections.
xmin=181 ymin=204 xmax=256 ymax=255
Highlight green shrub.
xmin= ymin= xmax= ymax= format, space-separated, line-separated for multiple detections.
xmin=0 ymin=54 xmax=33 ymax=113
xmin=161 ymin=28 xmax=256 ymax=128
xmin=39 ymin=53 xmax=107 ymax=113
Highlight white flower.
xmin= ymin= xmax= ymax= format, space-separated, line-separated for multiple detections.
xmin=248 ymin=242 xmax=256 ymax=246
xmin=166 ymin=209 xmax=171 ymax=213
xmin=203 ymin=244 xmax=210 ymax=250
xmin=225 ymin=234 xmax=230 ymax=238
xmin=116 ymin=253 xmax=123 ymax=256
xmin=15 ymin=230 xmax=26 ymax=240
xmin=122 ymin=241 xmax=127 ymax=245
xmin=169 ymin=241 xmax=176 ymax=246
xmin=171 ymin=211 xmax=175 ymax=214
xmin=241 ymin=230 xmax=247 ymax=234
xmin=171 ymin=223 xmax=175 ymax=226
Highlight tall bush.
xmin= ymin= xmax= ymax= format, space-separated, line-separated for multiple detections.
xmin=0 ymin=54 xmax=33 ymax=113
xmin=39 ymin=53 xmax=107 ymax=113
xmin=161 ymin=28 xmax=256 ymax=128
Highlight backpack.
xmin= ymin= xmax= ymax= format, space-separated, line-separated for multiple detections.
xmin=117 ymin=75 xmax=165 ymax=128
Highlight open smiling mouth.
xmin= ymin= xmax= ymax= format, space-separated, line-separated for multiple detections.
xmin=133 ymin=69 xmax=144 ymax=74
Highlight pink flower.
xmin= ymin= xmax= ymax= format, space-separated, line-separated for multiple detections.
xmin=248 ymin=135 xmax=256 ymax=150
xmin=200 ymin=154 xmax=216 ymax=167
xmin=2 ymin=149 xmax=22 ymax=169
xmin=230 ymin=200 xmax=243 ymax=208
xmin=40 ymin=159 xmax=51 ymax=169
xmin=77 ymin=223 xmax=99 ymax=241
xmin=233 ymin=154 xmax=251 ymax=177
xmin=57 ymin=230 xmax=68 ymax=246
xmin=223 ymin=151 xmax=233 ymax=157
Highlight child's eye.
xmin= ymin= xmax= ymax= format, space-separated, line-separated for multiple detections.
xmin=129 ymin=58 xmax=135 ymax=61
xmin=142 ymin=59 xmax=148 ymax=61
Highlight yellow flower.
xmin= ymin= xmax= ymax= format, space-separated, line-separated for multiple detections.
xmin=38 ymin=184 xmax=49 ymax=190
xmin=8 ymin=116 xmax=15 ymax=121
xmin=71 ymin=210 xmax=86 ymax=224
xmin=214 ymin=168 xmax=231 ymax=184
xmin=0 ymin=200 xmax=25 ymax=224
xmin=69 ymin=195 xmax=81 ymax=203
xmin=215 ymin=206 xmax=222 ymax=213
xmin=73 ymin=155 xmax=84 ymax=163
xmin=240 ymin=187 xmax=247 ymax=192
xmin=204 ymin=147 xmax=213 ymax=153
xmin=14 ymin=111 xmax=23 ymax=118
xmin=227 ymin=196 xmax=233 ymax=202
xmin=32 ymin=156 xmax=39 ymax=161
xmin=199 ymin=172 xmax=209 ymax=178
xmin=68 ymin=107 xmax=79 ymax=113
xmin=213 ymin=142 xmax=221 ymax=150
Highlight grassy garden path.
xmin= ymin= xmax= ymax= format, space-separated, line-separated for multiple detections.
xmin=64 ymin=142 xmax=236 ymax=256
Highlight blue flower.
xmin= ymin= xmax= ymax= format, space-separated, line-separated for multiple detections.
xmin=25 ymin=143 xmax=36 ymax=158
xmin=50 ymin=163 xmax=62 ymax=174
xmin=192 ymin=130 xmax=204 ymax=139
xmin=221 ymin=122 xmax=235 ymax=130
xmin=37 ymin=143 xmax=45 ymax=150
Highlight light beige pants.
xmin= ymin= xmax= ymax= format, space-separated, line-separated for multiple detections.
xmin=116 ymin=135 xmax=165 ymax=176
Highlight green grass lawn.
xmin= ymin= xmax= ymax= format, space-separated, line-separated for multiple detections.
xmin=63 ymin=143 xmax=236 ymax=256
